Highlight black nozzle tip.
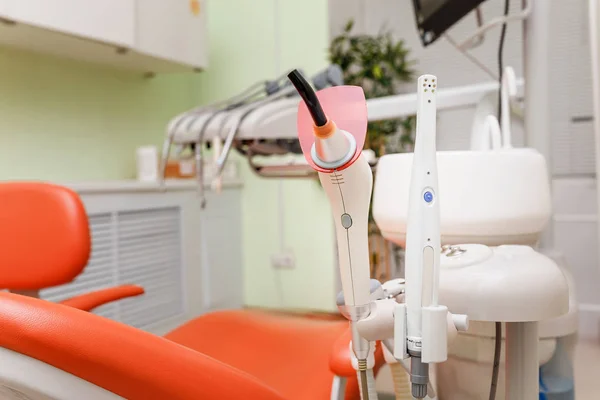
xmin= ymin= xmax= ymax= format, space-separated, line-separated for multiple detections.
xmin=287 ymin=69 xmax=328 ymax=127
xmin=287 ymin=69 xmax=308 ymax=89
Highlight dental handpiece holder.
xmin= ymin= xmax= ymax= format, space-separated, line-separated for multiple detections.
xmin=289 ymin=70 xmax=376 ymax=399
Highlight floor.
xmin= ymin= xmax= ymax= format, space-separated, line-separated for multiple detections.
xmin=574 ymin=340 xmax=600 ymax=397
xmin=376 ymin=339 xmax=600 ymax=398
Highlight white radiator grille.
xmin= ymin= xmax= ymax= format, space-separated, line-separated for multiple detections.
xmin=41 ymin=207 xmax=185 ymax=330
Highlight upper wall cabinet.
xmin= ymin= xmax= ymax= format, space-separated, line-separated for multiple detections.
xmin=0 ymin=0 xmax=208 ymax=73
xmin=6 ymin=0 xmax=136 ymax=48
xmin=136 ymin=0 xmax=208 ymax=70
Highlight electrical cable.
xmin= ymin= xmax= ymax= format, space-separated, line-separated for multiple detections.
xmin=489 ymin=321 xmax=502 ymax=400
xmin=492 ymin=7 xmax=510 ymax=394
xmin=359 ymin=369 xmax=370 ymax=400
xmin=497 ymin=0 xmax=510 ymax=119
xmin=287 ymin=69 xmax=328 ymax=127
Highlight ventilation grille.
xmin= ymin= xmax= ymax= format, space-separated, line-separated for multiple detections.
xmin=41 ymin=207 xmax=185 ymax=331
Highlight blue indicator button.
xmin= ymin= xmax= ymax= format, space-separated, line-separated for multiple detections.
xmin=424 ymin=191 xmax=434 ymax=203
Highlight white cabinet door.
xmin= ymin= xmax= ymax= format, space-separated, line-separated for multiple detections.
xmin=136 ymin=0 xmax=208 ymax=68
xmin=7 ymin=0 xmax=135 ymax=47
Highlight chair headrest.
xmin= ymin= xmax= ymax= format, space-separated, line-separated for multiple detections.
xmin=0 ymin=182 xmax=90 ymax=289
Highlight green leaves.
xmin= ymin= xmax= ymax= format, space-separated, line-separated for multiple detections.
xmin=372 ymin=65 xmax=382 ymax=79
xmin=344 ymin=19 xmax=355 ymax=33
xmin=328 ymin=19 xmax=416 ymax=155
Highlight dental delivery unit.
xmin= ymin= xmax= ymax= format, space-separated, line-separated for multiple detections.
xmin=290 ymin=68 xmax=570 ymax=399
xmin=290 ymin=70 xmax=463 ymax=399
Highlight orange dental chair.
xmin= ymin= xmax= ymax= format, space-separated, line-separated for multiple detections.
xmin=1 ymin=182 xmax=145 ymax=310
xmin=0 ymin=182 xmax=383 ymax=399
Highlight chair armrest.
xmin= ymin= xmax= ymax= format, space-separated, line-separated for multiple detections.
xmin=60 ymin=284 xmax=144 ymax=312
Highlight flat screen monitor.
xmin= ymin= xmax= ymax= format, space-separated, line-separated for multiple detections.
xmin=412 ymin=0 xmax=488 ymax=46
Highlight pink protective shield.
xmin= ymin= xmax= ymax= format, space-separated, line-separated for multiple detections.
xmin=297 ymin=85 xmax=368 ymax=172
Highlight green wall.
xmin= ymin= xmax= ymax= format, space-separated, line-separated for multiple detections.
xmin=0 ymin=0 xmax=336 ymax=312
xmin=0 ymin=47 xmax=199 ymax=180
xmin=198 ymin=0 xmax=336 ymax=311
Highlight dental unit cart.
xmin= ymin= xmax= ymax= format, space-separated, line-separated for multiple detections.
xmin=374 ymin=127 xmax=571 ymax=398
xmin=290 ymin=70 xmax=454 ymax=400
xmin=289 ymin=67 xmax=570 ymax=399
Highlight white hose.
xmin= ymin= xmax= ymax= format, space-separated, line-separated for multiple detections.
xmin=390 ymin=363 xmax=413 ymax=400
xmin=357 ymin=369 xmax=379 ymax=400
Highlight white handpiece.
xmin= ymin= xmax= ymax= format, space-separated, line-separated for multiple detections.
xmin=288 ymin=69 xmax=376 ymax=399
xmin=315 ymin=128 xmax=374 ymax=392
xmin=404 ymin=74 xmax=441 ymax=354
xmin=287 ymin=68 xmax=372 ymax=311
xmin=318 ymin=153 xmax=372 ymax=309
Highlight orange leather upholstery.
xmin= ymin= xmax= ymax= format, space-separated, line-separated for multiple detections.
xmin=0 ymin=182 xmax=90 ymax=289
xmin=165 ymin=309 xmax=380 ymax=400
xmin=0 ymin=181 xmax=384 ymax=399
xmin=330 ymin=328 xmax=360 ymax=378
xmin=60 ymin=284 xmax=145 ymax=312
xmin=0 ymin=292 xmax=285 ymax=400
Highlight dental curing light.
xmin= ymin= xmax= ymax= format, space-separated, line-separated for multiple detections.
xmin=289 ymin=70 xmax=376 ymax=399
xmin=401 ymin=74 xmax=449 ymax=398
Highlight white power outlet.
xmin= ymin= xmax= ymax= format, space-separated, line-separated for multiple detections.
xmin=271 ymin=251 xmax=295 ymax=269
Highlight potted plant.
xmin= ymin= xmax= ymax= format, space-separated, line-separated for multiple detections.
xmin=329 ymin=20 xmax=416 ymax=282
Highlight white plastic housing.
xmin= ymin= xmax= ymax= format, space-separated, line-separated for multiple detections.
xmin=373 ymin=148 xmax=551 ymax=246
xmin=393 ymin=303 xmax=409 ymax=360
xmin=436 ymin=251 xmax=574 ymax=400
xmin=356 ymin=299 xmax=397 ymax=341
xmin=452 ymin=314 xmax=469 ymax=332
xmin=439 ymin=245 xmax=568 ymax=322
xmin=421 ymin=305 xmax=448 ymax=363
xmin=318 ymin=155 xmax=372 ymax=308
xmin=446 ymin=313 xmax=459 ymax=347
